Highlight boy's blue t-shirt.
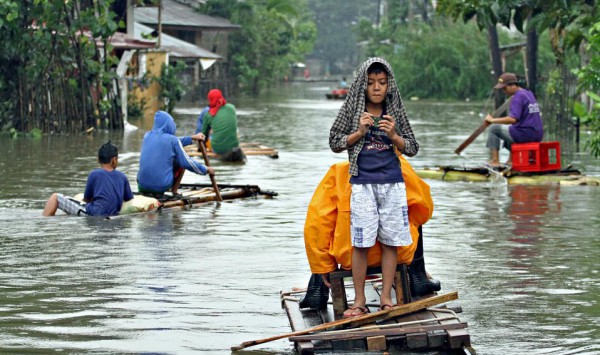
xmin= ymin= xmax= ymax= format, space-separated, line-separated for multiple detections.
xmin=83 ymin=169 xmax=134 ymax=216
xmin=350 ymin=107 xmax=404 ymax=185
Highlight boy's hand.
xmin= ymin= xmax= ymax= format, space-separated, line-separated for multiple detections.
xmin=378 ymin=115 xmax=397 ymax=138
xmin=358 ymin=112 xmax=374 ymax=135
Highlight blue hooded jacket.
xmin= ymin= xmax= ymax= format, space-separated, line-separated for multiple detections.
xmin=137 ymin=111 xmax=207 ymax=193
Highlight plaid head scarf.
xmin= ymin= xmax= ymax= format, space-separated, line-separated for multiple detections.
xmin=329 ymin=57 xmax=419 ymax=176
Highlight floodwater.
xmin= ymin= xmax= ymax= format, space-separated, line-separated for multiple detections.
xmin=0 ymin=82 xmax=599 ymax=354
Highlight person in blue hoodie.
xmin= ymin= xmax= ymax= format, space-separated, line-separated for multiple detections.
xmin=137 ymin=111 xmax=214 ymax=196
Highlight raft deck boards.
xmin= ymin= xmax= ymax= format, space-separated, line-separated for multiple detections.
xmin=281 ymin=278 xmax=473 ymax=354
xmin=415 ymin=166 xmax=600 ymax=185
xmin=184 ymin=142 xmax=279 ymax=159
xmin=111 ymin=183 xmax=277 ymax=218
xmin=159 ymin=183 xmax=276 ymax=208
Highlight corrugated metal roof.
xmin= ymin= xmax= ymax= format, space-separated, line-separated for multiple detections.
xmin=105 ymin=31 xmax=156 ymax=49
xmin=135 ymin=22 xmax=221 ymax=60
xmin=135 ymin=0 xmax=240 ymax=31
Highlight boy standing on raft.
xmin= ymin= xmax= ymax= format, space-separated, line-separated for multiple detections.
xmin=329 ymin=57 xmax=418 ymax=318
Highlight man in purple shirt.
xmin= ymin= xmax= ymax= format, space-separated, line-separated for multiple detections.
xmin=485 ymin=72 xmax=544 ymax=167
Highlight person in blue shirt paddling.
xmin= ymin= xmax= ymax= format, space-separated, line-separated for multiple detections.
xmin=485 ymin=72 xmax=544 ymax=167
xmin=43 ymin=142 xmax=134 ymax=217
xmin=137 ymin=110 xmax=214 ymax=196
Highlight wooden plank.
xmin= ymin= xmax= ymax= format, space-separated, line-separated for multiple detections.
xmin=184 ymin=144 xmax=279 ymax=158
xmin=289 ymin=322 xmax=468 ymax=342
xmin=329 ymin=277 xmax=348 ymax=320
xmin=232 ymin=292 xmax=457 ymax=351
xmin=454 ymin=99 xmax=511 ymax=155
xmin=394 ymin=265 xmax=411 ymax=304
xmin=431 ymin=308 xmax=471 ymax=349
xmin=417 ymin=310 xmax=448 ymax=349
xmin=349 ymin=292 xmax=459 ymax=328
xmin=406 ymin=332 xmax=428 ymax=349
xmin=282 ymin=297 xmax=315 ymax=354
xmin=367 ymin=335 xmax=387 ymax=351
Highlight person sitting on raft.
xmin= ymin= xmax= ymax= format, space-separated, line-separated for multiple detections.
xmin=43 ymin=142 xmax=133 ymax=217
xmin=199 ymin=89 xmax=246 ymax=163
xmin=137 ymin=110 xmax=214 ymax=197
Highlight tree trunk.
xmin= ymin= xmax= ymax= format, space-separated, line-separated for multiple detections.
xmin=487 ymin=25 xmax=503 ymax=109
xmin=526 ymin=28 xmax=538 ymax=95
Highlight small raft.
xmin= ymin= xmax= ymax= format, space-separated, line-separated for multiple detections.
xmin=185 ymin=142 xmax=279 ymax=159
xmin=114 ymin=183 xmax=277 ymax=216
xmin=416 ymin=166 xmax=600 ymax=186
xmin=325 ymin=88 xmax=348 ymax=100
xmin=281 ymin=276 xmax=473 ymax=354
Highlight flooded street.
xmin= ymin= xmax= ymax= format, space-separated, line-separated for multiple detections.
xmin=0 ymin=82 xmax=599 ymax=354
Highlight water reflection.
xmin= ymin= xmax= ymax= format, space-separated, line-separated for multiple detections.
xmin=508 ymin=184 xmax=561 ymax=238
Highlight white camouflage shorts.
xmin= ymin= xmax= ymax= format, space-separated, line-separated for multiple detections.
xmin=57 ymin=193 xmax=87 ymax=216
xmin=350 ymin=182 xmax=411 ymax=248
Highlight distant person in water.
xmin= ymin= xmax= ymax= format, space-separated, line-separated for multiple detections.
xmin=199 ymin=89 xmax=246 ymax=162
xmin=43 ymin=142 xmax=134 ymax=217
xmin=137 ymin=110 xmax=214 ymax=196
xmin=340 ymin=77 xmax=348 ymax=88
xmin=485 ymin=72 xmax=543 ymax=167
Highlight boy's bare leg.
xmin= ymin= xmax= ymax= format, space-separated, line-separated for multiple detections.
xmin=349 ymin=247 xmax=369 ymax=314
xmin=42 ymin=193 xmax=59 ymax=216
xmin=380 ymin=243 xmax=397 ymax=307
xmin=171 ymin=170 xmax=185 ymax=195
xmin=488 ymin=149 xmax=500 ymax=166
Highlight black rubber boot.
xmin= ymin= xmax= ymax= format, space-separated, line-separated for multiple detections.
xmin=408 ymin=226 xmax=441 ymax=297
xmin=299 ymin=274 xmax=329 ymax=310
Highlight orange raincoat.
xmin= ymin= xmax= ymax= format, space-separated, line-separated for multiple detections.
xmin=304 ymin=156 xmax=433 ymax=274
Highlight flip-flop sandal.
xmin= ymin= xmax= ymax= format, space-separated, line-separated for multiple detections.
xmin=342 ymin=305 xmax=369 ymax=318
xmin=379 ymin=304 xmax=393 ymax=311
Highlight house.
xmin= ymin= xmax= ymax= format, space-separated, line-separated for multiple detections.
xmin=134 ymin=0 xmax=240 ymax=100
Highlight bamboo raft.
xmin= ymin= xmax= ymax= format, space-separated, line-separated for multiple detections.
xmin=415 ymin=166 xmax=600 ymax=186
xmin=158 ymin=183 xmax=277 ymax=209
xmin=279 ymin=275 xmax=473 ymax=354
xmin=184 ymin=142 xmax=279 ymax=159
xmin=112 ymin=183 xmax=277 ymax=216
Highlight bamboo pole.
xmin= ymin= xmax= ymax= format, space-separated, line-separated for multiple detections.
xmin=454 ymin=99 xmax=511 ymax=155
xmin=231 ymin=292 xmax=458 ymax=351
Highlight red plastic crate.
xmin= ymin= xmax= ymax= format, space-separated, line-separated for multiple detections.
xmin=511 ymin=141 xmax=561 ymax=172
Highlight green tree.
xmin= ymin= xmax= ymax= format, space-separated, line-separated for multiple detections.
xmin=202 ymin=0 xmax=317 ymax=95
xmin=577 ymin=20 xmax=600 ymax=157
xmin=0 ymin=0 xmax=126 ymax=133
xmin=155 ymin=61 xmax=187 ymax=113
xmin=436 ymin=0 xmax=600 ymax=156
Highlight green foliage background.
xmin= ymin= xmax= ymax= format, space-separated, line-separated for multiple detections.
xmin=354 ymin=16 xmax=557 ymax=101
xmin=0 ymin=0 xmax=125 ymax=133
xmin=201 ymin=0 xmax=317 ymax=95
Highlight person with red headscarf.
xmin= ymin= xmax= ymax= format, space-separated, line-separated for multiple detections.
xmin=199 ymin=89 xmax=246 ymax=162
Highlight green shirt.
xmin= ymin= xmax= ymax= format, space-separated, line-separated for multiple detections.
xmin=201 ymin=103 xmax=240 ymax=154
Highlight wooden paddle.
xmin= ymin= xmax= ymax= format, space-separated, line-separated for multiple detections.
xmin=198 ymin=141 xmax=222 ymax=202
xmin=231 ymin=291 xmax=458 ymax=351
xmin=454 ymin=99 xmax=511 ymax=155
